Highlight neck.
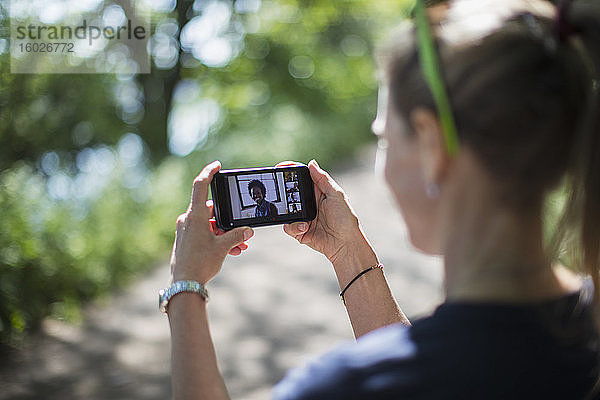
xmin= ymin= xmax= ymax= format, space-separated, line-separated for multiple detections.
xmin=439 ymin=151 xmax=574 ymax=303
xmin=443 ymin=205 xmax=560 ymax=302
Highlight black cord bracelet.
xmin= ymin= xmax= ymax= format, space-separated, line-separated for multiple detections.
xmin=339 ymin=263 xmax=384 ymax=305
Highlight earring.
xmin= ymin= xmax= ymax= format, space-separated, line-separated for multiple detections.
xmin=425 ymin=182 xmax=440 ymax=199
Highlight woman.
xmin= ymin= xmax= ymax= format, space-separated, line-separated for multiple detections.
xmin=248 ymin=179 xmax=279 ymax=218
xmin=163 ymin=0 xmax=600 ymax=398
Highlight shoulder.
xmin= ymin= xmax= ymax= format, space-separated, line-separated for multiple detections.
xmin=272 ymin=323 xmax=417 ymax=400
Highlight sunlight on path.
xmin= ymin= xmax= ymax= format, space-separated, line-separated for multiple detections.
xmin=0 ymin=146 xmax=443 ymax=400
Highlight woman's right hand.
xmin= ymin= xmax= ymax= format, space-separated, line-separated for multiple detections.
xmin=281 ymin=160 xmax=377 ymax=268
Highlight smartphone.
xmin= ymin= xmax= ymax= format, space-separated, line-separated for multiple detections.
xmin=210 ymin=164 xmax=317 ymax=230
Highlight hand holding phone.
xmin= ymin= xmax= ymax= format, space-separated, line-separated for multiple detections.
xmin=170 ymin=161 xmax=255 ymax=284
xmin=281 ymin=160 xmax=377 ymax=268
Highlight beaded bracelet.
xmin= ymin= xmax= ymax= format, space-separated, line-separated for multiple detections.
xmin=339 ymin=263 xmax=384 ymax=305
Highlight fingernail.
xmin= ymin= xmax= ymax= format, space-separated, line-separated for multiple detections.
xmin=313 ymin=159 xmax=320 ymax=168
xmin=206 ymin=160 xmax=220 ymax=170
xmin=298 ymin=223 xmax=308 ymax=232
xmin=244 ymin=229 xmax=254 ymax=240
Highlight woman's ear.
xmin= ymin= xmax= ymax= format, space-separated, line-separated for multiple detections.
xmin=410 ymin=107 xmax=450 ymax=186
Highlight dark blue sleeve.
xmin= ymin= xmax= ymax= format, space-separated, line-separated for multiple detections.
xmin=272 ymin=323 xmax=417 ymax=400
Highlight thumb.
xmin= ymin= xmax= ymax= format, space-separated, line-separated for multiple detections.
xmin=308 ymin=159 xmax=342 ymax=196
xmin=218 ymin=227 xmax=254 ymax=251
xmin=283 ymin=222 xmax=308 ymax=238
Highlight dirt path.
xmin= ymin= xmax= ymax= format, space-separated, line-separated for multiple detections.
xmin=0 ymin=146 xmax=443 ymax=400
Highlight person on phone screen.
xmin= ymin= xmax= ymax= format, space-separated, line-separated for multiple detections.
xmin=164 ymin=0 xmax=600 ymax=399
xmin=248 ymin=179 xmax=279 ymax=218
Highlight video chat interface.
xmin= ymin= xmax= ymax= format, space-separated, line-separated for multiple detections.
xmin=228 ymin=171 xmax=303 ymax=220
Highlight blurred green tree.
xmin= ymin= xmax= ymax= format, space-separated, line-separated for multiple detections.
xmin=0 ymin=0 xmax=413 ymax=344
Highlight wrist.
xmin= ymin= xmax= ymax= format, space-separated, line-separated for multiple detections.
xmin=170 ymin=260 xmax=220 ymax=285
xmin=168 ymin=290 xmax=209 ymax=313
xmin=159 ymin=280 xmax=209 ymax=314
xmin=171 ymin=272 xmax=210 ymax=286
xmin=330 ymin=236 xmax=379 ymax=289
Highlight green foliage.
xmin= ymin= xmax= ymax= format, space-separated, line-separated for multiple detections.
xmin=0 ymin=57 xmax=124 ymax=171
xmin=0 ymin=0 xmax=416 ymax=343
xmin=0 ymin=159 xmax=189 ymax=344
xmin=185 ymin=0 xmax=414 ymax=168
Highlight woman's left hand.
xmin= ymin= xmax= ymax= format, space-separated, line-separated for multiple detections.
xmin=169 ymin=160 xmax=254 ymax=284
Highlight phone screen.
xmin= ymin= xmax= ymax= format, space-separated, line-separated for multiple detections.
xmin=211 ymin=165 xmax=316 ymax=230
xmin=227 ymin=170 xmax=303 ymax=220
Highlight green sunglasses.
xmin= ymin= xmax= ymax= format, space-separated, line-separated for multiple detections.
xmin=413 ymin=1 xmax=460 ymax=156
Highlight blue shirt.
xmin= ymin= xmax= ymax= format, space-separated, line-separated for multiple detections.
xmin=255 ymin=200 xmax=275 ymax=217
xmin=273 ymin=287 xmax=600 ymax=400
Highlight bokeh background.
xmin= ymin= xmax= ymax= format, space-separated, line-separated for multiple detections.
xmin=0 ymin=0 xmax=415 ymax=345
xmin=1 ymin=0 xmax=577 ymax=398
xmin=3 ymin=1 xmax=445 ymax=398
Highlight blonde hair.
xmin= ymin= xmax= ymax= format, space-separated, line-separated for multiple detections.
xmin=378 ymin=0 xmax=600 ymax=291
